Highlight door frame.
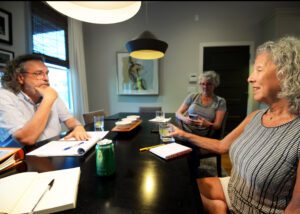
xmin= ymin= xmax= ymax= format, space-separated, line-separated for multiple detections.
xmin=199 ymin=41 xmax=256 ymax=114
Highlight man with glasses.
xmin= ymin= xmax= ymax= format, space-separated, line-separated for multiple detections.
xmin=0 ymin=54 xmax=89 ymax=146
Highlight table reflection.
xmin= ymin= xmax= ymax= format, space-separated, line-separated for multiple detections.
xmin=141 ymin=163 xmax=157 ymax=204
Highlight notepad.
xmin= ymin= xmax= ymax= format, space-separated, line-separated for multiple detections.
xmin=27 ymin=131 xmax=108 ymax=157
xmin=0 ymin=167 xmax=80 ymax=214
xmin=149 ymin=142 xmax=192 ymax=160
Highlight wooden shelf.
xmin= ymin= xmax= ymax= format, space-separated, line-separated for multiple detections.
xmin=111 ymin=120 xmax=142 ymax=132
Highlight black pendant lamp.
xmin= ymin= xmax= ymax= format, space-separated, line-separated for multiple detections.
xmin=126 ymin=30 xmax=168 ymax=60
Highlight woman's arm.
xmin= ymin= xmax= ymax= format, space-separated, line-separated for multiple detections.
xmin=198 ymin=110 xmax=226 ymax=130
xmin=284 ymin=160 xmax=300 ymax=213
xmin=175 ymin=103 xmax=194 ymax=125
xmin=170 ymin=110 xmax=259 ymax=154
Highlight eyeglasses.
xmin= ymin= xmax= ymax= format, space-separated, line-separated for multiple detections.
xmin=21 ymin=71 xmax=49 ymax=80
xmin=200 ymin=82 xmax=213 ymax=87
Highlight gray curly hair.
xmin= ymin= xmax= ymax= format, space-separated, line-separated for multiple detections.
xmin=256 ymin=36 xmax=300 ymax=115
xmin=0 ymin=54 xmax=44 ymax=94
xmin=198 ymin=70 xmax=220 ymax=87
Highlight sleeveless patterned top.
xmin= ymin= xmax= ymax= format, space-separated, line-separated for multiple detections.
xmin=228 ymin=109 xmax=300 ymax=214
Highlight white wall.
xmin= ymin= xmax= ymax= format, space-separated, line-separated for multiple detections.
xmin=83 ymin=1 xmax=300 ymax=115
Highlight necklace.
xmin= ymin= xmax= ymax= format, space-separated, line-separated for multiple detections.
xmin=267 ymin=109 xmax=274 ymax=121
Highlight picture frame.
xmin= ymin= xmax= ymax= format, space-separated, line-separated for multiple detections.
xmin=117 ymin=52 xmax=159 ymax=95
xmin=0 ymin=8 xmax=12 ymax=45
xmin=0 ymin=49 xmax=14 ymax=67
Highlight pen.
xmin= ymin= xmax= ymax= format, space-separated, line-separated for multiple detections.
xmin=139 ymin=144 xmax=164 ymax=152
xmin=63 ymin=141 xmax=85 ymax=151
xmin=29 ymin=179 xmax=55 ymax=214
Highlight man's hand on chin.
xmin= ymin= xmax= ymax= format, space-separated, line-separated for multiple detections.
xmin=35 ymin=85 xmax=58 ymax=101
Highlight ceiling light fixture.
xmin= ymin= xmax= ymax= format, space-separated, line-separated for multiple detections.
xmin=125 ymin=2 xmax=168 ymax=60
xmin=126 ymin=30 xmax=168 ymax=60
xmin=46 ymin=1 xmax=141 ymax=24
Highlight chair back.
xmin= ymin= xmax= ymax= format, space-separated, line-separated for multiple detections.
xmin=82 ymin=110 xmax=105 ymax=125
xmin=139 ymin=106 xmax=162 ymax=113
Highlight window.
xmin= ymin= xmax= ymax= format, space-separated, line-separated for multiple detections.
xmin=31 ymin=2 xmax=72 ymax=111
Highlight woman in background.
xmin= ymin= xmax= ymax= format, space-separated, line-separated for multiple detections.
xmin=176 ymin=70 xmax=227 ymax=137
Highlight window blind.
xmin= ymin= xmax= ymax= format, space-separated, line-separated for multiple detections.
xmin=31 ymin=1 xmax=69 ymax=67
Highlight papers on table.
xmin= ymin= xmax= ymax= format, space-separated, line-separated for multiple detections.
xmin=27 ymin=131 xmax=108 ymax=157
xmin=149 ymin=117 xmax=171 ymax=123
xmin=0 ymin=167 xmax=80 ymax=214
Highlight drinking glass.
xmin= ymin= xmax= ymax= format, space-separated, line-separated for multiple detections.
xmin=94 ymin=115 xmax=104 ymax=131
xmin=155 ymin=110 xmax=165 ymax=119
xmin=159 ymin=122 xmax=172 ymax=141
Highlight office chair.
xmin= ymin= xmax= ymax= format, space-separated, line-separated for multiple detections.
xmin=198 ymin=111 xmax=228 ymax=177
xmin=139 ymin=106 xmax=162 ymax=113
xmin=82 ymin=109 xmax=106 ymax=125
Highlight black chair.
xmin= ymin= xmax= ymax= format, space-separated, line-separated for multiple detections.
xmin=139 ymin=106 xmax=162 ymax=113
xmin=198 ymin=111 xmax=228 ymax=177
xmin=82 ymin=109 xmax=106 ymax=125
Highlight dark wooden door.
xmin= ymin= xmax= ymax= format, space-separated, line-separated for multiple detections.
xmin=203 ymin=46 xmax=250 ymax=134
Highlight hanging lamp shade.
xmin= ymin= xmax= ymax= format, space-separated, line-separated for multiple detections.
xmin=126 ymin=31 xmax=168 ymax=60
xmin=45 ymin=1 xmax=141 ymax=24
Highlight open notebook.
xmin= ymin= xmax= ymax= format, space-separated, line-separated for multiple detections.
xmin=27 ymin=131 xmax=108 ymax=157
xmin=0 ymin=167 xmax=80 ymax=214
xmin=149 ymin=142 xmax=192 ymax=160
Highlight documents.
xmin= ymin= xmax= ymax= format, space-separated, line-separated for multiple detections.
xmin=27 ymin=131 xmax=108 ymax=157
xmin=0 ymin=148 xmax=24 ymax=173
xmin=149 ymin=117 xmax=171 ymax=123
xmin=0 ymin=167 xmax=80 ymax=214
xmin=149 ymin=142 xmax=192 ymax=160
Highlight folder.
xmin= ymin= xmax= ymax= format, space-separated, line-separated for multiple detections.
xmin=0 ymin=147 xmax=24 ymax=174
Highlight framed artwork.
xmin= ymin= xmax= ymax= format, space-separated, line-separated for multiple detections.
xmin=0 ymin=49 xmax=14 ymax=67
xmin=0 ymin=8 xmax=12 ymax=45
xmin=117 ymin=52 xmax=159 ymax=95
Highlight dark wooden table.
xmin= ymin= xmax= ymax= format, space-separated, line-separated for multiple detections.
xmin=3 ymin=112 xmax=203 ymax=214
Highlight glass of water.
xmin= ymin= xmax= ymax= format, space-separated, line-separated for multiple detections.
xmin=156 ymin=110 xmax=165 ymax=119
xmin=159 ymin=122 xmax=174 ymax=142
xmin=94 ymin=115 xmax=104 ymax=131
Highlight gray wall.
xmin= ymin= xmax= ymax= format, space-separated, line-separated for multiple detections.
xmin=0 ymin=1 xmax=28 ymax=57
xmin=83 ymin=1 xmax=300 ymax=115
xmin=0 ymin=1 xmax=300 ymax=116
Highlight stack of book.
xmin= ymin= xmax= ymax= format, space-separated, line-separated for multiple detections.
xmin=0 ymin=147 xmax=24 ymax=174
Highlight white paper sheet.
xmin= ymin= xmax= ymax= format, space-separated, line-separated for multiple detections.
xmin=149 ymin=117 xmax=171 ymax=123
xmin=27 ymin=131 xmax=109 ymax=157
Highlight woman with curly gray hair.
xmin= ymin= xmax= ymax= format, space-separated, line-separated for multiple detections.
xmin=170 ymin=36 xmax=300 ymax=214
xmin=176 ymin=70 xmax=226 ymax=137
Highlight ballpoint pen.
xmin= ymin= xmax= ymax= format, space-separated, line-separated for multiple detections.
xmin=29 ymin=179 xmax=55 ymax=214
xmin=63 ymin=141 xmax=85 ymax=151
xmin=139 ymin=144 xmax=164 ymax=152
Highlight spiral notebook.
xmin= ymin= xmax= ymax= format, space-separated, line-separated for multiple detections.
xmin=149 ymin=142 xmax=192 ymax=160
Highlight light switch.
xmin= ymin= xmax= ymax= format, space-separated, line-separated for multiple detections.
xmin=189 ymin=73 xmax=198 ymax=83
